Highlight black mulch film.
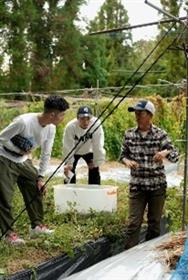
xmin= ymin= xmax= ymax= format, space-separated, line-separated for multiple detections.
xmin=1 ymin=217 xmax=169 ymax=280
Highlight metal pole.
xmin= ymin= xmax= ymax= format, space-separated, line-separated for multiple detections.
xmin=182 ymin=61 xmax=188 ymax=231
xmin=145 ymin=0 xmax=181 ymax=22
xmin=182 ymin=15 xmax=188 ymax=230
xmin=89 ymin=17 xmax=186 ymax=36
xmin=96 ymin=79 xmax=99 ymax=117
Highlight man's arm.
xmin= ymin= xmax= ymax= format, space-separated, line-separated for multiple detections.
xmin=0 ymin=120 xmax=26 ymax=153
xmin=120 ymin=132 xmax=139 ymax=169
xmin=153 ymin=149 xmax=170 ymax=162
xmin=38 ymin=126 xmax=56 ymax=177
xmin=122 ymin=157 xmax=139 ymax=169
xmin=92 ymin=120 xmax=106 ymax=167
xmin=62 ymin=123 xmax=76 ymax=173
xmin=154 ymin=131 xmax=179 ymax=163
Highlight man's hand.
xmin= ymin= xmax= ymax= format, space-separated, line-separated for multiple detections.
xmin=20 ymin=149 xmax=32 ymax=155
xmin=88 ymin=160 xmax=95 ymax=169
xmin=37 ymin=178 xmax=46 ymax=195
xmin=123 ymin=158 xmax=139 ymax=169
xmin=153 ymin=149 xmax=170 ymax=162
xmin=64 ymin=164 xmax=73 ymax=176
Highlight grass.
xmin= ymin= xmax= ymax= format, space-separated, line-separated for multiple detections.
xmin=0 ymin=176 xmax=183 ymax=276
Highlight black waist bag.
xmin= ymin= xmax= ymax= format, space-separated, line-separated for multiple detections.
xmin=11 ymin=134 xmax=33 ymax=152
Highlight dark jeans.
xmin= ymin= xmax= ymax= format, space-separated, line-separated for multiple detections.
xmin=0 ymin=157 xmax=43 ymax=235
xmin=68 ymin=153 xmax=101 ymax=185
xmin=124 ymin=187 xmax=166 ymax=249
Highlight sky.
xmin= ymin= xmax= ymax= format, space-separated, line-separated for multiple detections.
xmin=79 ymin=0 xmax=183 ymax=41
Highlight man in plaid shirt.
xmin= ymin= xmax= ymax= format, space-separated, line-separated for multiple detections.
xmin=120 ymin=100 xmax=179 ymax=249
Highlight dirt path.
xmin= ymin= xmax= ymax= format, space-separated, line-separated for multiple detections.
xmin=33 ymin=159 xmax=183 ymax=187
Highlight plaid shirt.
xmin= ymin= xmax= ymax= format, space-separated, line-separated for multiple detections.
xmin=120 ymin=125 xmax=179 ymax=191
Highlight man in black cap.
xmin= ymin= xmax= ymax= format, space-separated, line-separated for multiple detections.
xmin=63 ymin=105 xmax=105 ymax=184
xmin=120 ymin=99 xmax=179 ymax=249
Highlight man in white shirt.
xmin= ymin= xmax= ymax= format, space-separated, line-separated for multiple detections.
xmin=0 ymin=95 xmax=69 ymax=245
xmin=63 ymin=106 xmax=105 ymax=185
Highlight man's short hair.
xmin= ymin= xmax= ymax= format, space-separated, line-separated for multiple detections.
xmin=44 ymin=95 xmax=69 ymax=113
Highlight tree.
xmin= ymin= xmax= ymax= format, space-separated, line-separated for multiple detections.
xmin=132 ymin=39 xmax=160 ymax=85
xmin=80 ymin=35 xmax=108 ymax=88
xmin=0 ymin=1 xmax=9 ymax=92
xmin=0 ymin=0 xmax=86 ymax=93
xmin=51 ymin=0 xmax=85 ymax=90
xmin=28 ymin=0 xmax=59 ymax=91
xmin=155 ymin=0 xmax=185 ymax=85
xmin=88 ymin=0 xmax=133 ymax=87
xmin=1 ymin=1 xmax=32 ymax=92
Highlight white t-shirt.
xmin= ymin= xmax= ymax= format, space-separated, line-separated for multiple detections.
xmin=0 ymin=112 xmax=56 ymax=176
xmin=63 ymin=117 xmax=106 ymax=166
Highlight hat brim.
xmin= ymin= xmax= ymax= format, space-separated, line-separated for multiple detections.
xmin=128 ymin=106 xmax=144 ymax=112
xmin=78 ymin=113 xmax=92 ymax=118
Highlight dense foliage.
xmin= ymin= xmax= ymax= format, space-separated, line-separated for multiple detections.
xmin=0 ymin=0 xmax=132 ymax=92
xmin=0 ymin=95 xmax=185 ymax=160
xmin=0 ymin=0 xmax=187 ymax=95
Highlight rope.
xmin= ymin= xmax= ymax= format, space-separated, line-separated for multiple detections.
xmin=0 ymin=82 xmax=182 ymax=102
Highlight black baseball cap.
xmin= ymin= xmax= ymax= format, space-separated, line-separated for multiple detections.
xmin=77 ymin=106 xmax=93 ymax=118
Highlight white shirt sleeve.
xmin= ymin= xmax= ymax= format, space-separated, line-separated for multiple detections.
xmin=92 ymin=120 xmax=106 ymax=166
xmin=38 ymin=126 xmax=56 ymax=176
xmin=62 ymin=123 xmax=76 ymax=165
xmin=0 ymin=119 xmax=26 ymax=153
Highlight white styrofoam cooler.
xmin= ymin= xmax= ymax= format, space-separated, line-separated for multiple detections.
xmin=53 ymin=184 xmax=118 ymax=214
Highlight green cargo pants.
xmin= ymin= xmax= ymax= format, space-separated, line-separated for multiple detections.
xmin=0 ymin=156 xmax=43 ymax=235
xmin=124 ymin=187 xmax=166 ymax=249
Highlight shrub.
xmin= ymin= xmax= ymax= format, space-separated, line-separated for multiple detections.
xmin=0 ymin=95 xmax=185 ymax=160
